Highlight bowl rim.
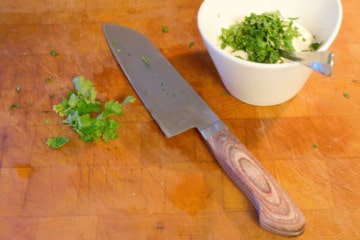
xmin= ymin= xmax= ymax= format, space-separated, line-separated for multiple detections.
xmin=197 ymin=0 xmax=343 ymax=69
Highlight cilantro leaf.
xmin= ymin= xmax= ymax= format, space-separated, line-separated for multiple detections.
xmin=73 ymin=114 xmax=104 ymax=142
xmin=97 ymin=100 xmax=123 ymax=120
xmin=73 ymin=76 xmax=97 ymax=103
xmin=103 ymin=119 xmax=120 ymax=142
xmin=75 ymin=99 xmax=102 ymax=115
xmin=122 ymin=95 xmax=136 ymax=105
xmin=46 ymin=136 xmax=69 ymax=148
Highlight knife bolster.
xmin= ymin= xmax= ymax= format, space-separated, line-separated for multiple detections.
xmin=199 ymin=120 xmax=227 ymax=140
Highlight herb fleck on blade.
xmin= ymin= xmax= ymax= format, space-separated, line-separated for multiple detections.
xmin=142 ymin=56 xmax=149 ymax=66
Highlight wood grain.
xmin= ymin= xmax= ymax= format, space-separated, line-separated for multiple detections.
xmin=1 ymin=0 xmax=360 ymax=239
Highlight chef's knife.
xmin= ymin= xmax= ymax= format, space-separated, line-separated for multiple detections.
xmin=103 ymin=24 xmax=305 ymax=237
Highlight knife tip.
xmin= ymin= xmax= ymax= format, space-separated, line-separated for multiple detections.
xmin=102 ymin=23 xmax=111 ymax=30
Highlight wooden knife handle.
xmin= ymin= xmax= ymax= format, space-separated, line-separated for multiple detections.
xmin=203 ymin=127 xmax=305 ymax=236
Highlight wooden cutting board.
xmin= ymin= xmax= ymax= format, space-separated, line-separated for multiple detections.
xmin=1 ymin=0 xmax=360 ymax=239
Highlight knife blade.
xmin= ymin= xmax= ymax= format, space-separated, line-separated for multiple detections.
xmin=103 ymin=24 xmax=305 ymax=237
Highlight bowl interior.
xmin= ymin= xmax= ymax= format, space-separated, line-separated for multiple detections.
xmin=198 ymin=0 xmax=343 ymax=55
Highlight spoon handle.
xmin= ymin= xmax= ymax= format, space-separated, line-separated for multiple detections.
xmin=280 ymin=50 xmax=334 ymax=76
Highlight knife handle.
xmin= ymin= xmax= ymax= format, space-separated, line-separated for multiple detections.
xmin=201 ymin=124 xmax=305 ymax=236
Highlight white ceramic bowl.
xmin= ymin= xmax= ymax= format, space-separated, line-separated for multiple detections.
xmin=198 ymin=0 xmax=343 ymax=106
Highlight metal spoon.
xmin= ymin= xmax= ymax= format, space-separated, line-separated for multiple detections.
xmin=279 ymin=50 xmax=334 ymax=76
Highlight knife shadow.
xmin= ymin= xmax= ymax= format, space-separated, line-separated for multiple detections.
xmin=166 ymin=50 xmax=223 ymax=87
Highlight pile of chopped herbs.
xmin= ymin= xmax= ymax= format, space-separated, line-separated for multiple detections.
xmin=219 ymin=11 xmax=304 ymax=63
xmin=47 ymin=76 xmax=135 ymax=148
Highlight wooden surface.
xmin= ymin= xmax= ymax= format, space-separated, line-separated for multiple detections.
xmin=0 ymin=0 xmax=359 ymax=239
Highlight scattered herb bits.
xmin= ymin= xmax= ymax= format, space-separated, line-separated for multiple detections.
xmin=9 ymin=103 xmax=21 ymax=110
xmin=112 ymin=40 xmax=118 ymax=46
xmin=111 ymin=40 xmax=122 ymax=53
xmin=50 ymin=49 xmax=58 ymax=57
xmin=46 ymin=136 xmax=70 ymax=149
xmin=309 ymin=42 xmax=323 ymax=51
xmin=343 ymin=92 xmax=350 ymax=99
xmin=311 ymin=144 xmax=318 ymax=149
xmin=162 ymin=26 xmax=169 ymax=33
xmin=142 ymin=56 xmax=149 ymax=65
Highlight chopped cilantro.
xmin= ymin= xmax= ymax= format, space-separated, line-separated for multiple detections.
xmin=288 ymin=17 xmax=299 ymax=21
xmin=112 ymin=40 xmax=118 ymax=46
xmin=142 ymin=56 xmax=149 ymax=65
xmin=219 ymin=11 xmax=302 ymax=63
xmin=120 ymin=95 xmax=136 ymax=105
xmin=162 ymin=26 xmax=169 ymax=33
xmin=343 ymin=92 xmax=350 ymax=99
xmin=52 ymin=76 xmax=135 ymax=143
xmin=46 ymin=136 xmax=69 ymax=149
xmin=309 ymin=41 xmax=323 ymax=51
xmin=9 ymin=103 xmax=21 ymax=110
xmin=45 ymin=77 xmax=52 ymax=83
xmin=50 ymin=49 xmax=58 ymax=57
xmin=112 ymin=41 xmax=123 ymax=53
xmin=188 ymin=42 xmax=195 ymax=48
